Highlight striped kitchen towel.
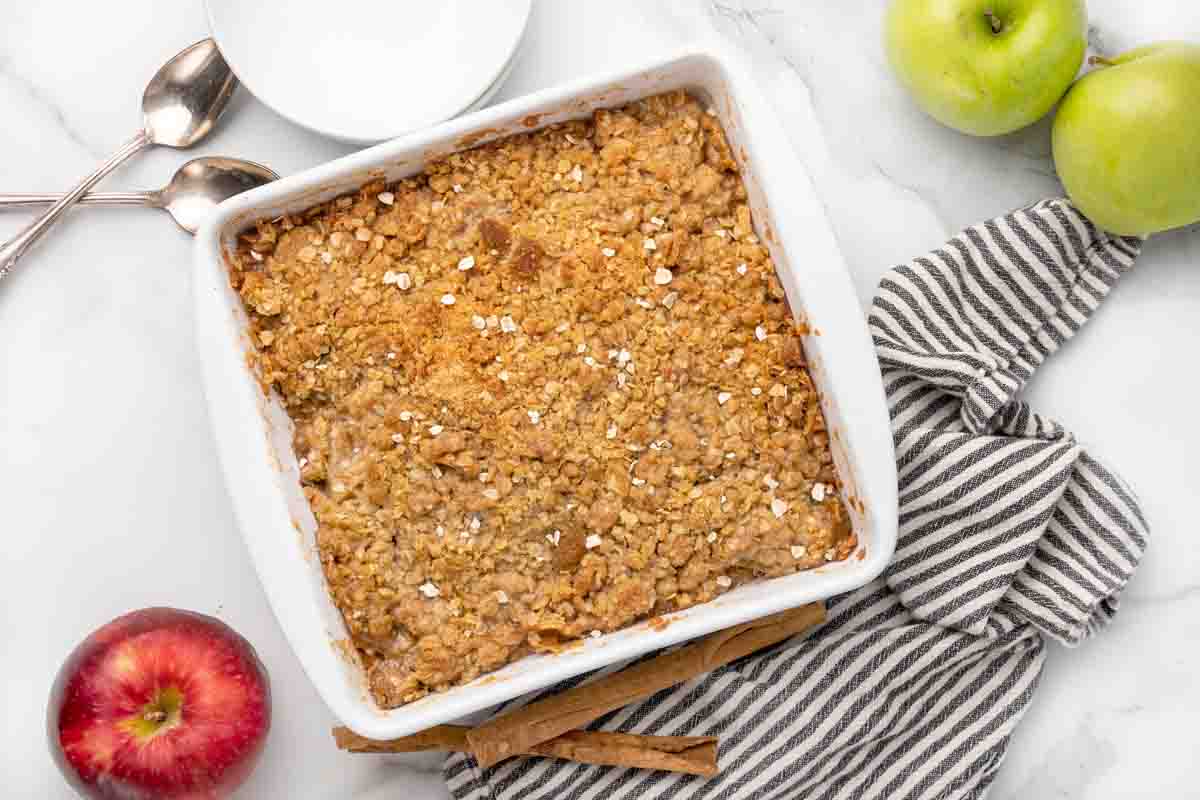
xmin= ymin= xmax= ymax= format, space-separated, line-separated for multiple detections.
xmin=443 ymin=198 xmax=1149 ymax=800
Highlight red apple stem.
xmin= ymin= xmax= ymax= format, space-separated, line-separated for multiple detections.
xmin=143 ymin=709 xmax=168 ymax=723
xmin=983 ymin=10 xmax=1002 ymax=34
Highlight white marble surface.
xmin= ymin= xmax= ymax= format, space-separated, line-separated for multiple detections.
xmin=2 ymin=2 xmax=1197 ymax=798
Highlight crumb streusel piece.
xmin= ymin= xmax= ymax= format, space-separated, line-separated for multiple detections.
xmin=228 ymin=91 xmax=854 ymax=708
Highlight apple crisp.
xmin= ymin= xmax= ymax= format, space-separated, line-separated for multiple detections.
xmin=227 ymin=91 xmax=854 ymax=708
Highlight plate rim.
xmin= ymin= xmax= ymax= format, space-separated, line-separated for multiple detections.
xmin=203 ymin=0 xmax=533 ymax=144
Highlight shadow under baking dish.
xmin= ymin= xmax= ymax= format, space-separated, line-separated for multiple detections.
xmin=192 ymin=36 xmax=898 ymax=741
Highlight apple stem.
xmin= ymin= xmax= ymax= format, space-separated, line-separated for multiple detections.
xmin=1088 ymin=55 xmax=1115 ymax=67
xmin=983 ymin=10 xmax=1002 ymax=34
xmin=143 ymin=709 xmax=168 ymax=723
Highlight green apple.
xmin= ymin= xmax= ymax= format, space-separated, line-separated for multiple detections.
xmin=885 ymin=0 xmax=1088 ymax=136
xmin=1052 ymin=42 xmax=1200 ymax=235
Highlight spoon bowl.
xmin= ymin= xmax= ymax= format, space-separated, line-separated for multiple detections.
xmin=154 ymin=157 xmax=278 ymax=233
xmin=142 ymin=39 xmax=240 ymax=148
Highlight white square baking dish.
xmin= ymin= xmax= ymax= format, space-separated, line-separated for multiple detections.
xmin=193 ymin=36 xmax=898 ymax=740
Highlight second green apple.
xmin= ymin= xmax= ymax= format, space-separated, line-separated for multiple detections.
xmin=885 ymin=0 xmax=1087 ymax=136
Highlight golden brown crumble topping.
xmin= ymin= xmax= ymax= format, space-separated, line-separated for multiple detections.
xmin=228 ymin=91 xmax=853 ymax=708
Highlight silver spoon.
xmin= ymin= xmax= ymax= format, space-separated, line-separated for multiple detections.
xmin=0 ymin=157 xmax=279 ymax=235
xmin=0 ymin=39 xmax=237 ymax=278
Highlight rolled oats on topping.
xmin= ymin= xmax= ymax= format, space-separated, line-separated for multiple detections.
xmin=230 ymin=91 xmax=851 ymax=711
xmin=755 ymin=325 xmax=768 ymax=341
xmin=585 ymin=534 xmax=603 ymax=549
xmin=715 ymin=575 xmax=733 ymax=588
xmin=417 ymin=581 xmax=441 ymax=599
xmin=791 ymin=545 xmax=807 ymax=559
xmin=654 ymin=267 xmax=674 ymax=285
xmin=717 ymin=391 xmax=732 ymax=406
xmin=811 ymin=482 xmax=829 ymax=502
xmin=771 ymin=498 xmax=789 ymax=518
xmin=440 ymin=293 xmax=456 ymax=306
xmin=458 ymin=255 xmax=476 ymax=271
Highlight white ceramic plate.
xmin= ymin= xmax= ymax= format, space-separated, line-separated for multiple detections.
xmin=204 ymin=0 xmax=532 ymax=144
xmin=194 ymin=38 xmax=898 ymax=740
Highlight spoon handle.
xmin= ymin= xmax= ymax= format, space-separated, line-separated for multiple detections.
xmin=0 ymin=192 xmax=155 ymax=208
xmin=0 ymin=130 xmax=151 ymax=281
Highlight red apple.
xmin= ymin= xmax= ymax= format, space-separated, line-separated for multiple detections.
xmin=48 ymin=607 xmax=271 ymax=799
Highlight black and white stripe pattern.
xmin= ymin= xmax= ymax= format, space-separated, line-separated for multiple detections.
xmin=444 ymin=199 xmax=1148 ymax=800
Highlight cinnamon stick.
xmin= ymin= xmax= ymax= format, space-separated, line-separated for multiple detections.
xmin=333 ymin=725 xmax=719 ymax=777
xmin=468 ymin=602 xmax=826 ymax=767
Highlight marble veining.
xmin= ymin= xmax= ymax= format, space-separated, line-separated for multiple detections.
xmin=2 ymin=2 xmax=1196 ymax=798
